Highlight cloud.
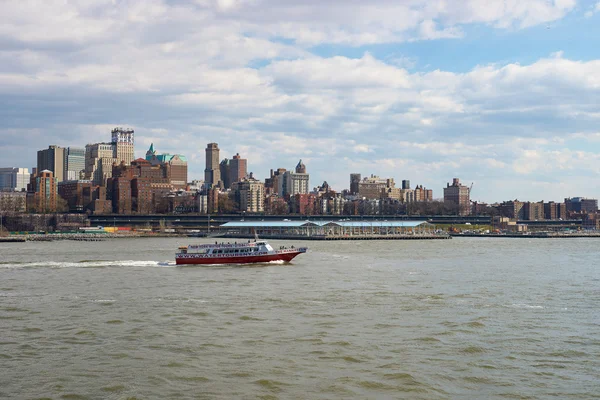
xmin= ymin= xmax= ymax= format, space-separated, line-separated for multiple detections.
xmin=1 ymin=0 xmax=597 ymax=202
xmin=585 ymin=2 xmax=600 ymax=18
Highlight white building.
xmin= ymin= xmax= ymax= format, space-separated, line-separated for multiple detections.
xmin=282 ymin=160 xmax=309 ymax=197
xmin=232 ymin=177 xmax=265 ymax=213
xmin=0 ymin=167 xmax=29 ymax=191
xmin=85 ymin=128 xmax=135 ymax=186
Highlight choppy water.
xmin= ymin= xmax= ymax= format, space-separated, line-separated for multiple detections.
xmin=0 ymin=237 xmax=599 ymax=399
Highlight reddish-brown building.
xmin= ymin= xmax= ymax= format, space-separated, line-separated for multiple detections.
xmin=26 ymin=170 xmax=58 ymax=213
xmin=108 ymin=159 xmax=173 ymax=214
xmin=58 ymin=180 xmax=92 ymax=213
xmin=82 ymin=186 xmax=111 ymax=215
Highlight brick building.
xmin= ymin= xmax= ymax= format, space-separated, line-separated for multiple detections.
xmin=58 ymin=180 xmax=93 ymax=213
xmin=443 ymin=178 xmax=471 ymax=215
xmin=27 ymin=170 xmax=58 ymax=213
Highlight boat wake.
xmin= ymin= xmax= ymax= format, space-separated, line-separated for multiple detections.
xmin=0 ymin=260 xmax=177 ymax=269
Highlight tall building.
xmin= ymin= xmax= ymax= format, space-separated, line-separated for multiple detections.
xmin=85 ymin=128 xmax=135 ymax=186
xmin=524 ymin=201 xmax=544 ymax=221
xmin=406 ymin=185 xmax=433 ymax=202
xmin=265 ymin=168 xmax=287 ymax=196
xmin=497 ymin=200 xmax=526 ymax=219
xmin=544 ymin=201 xmax=567 ymax=220
xmin=232 ymin=176 xmax=265 ymax=213
xmin=350 ymin=173 xmax=361 ymax=195
xmin=402 ymin=180 xmax=411 ymax=190
xmin=0 ymin=168 xmax=29 ymax=191
xmin=145 ymin=144 xmax=188 ymax=189
xmin=219 ymin=158 xmax=231 ymax=189
xmin=443 ymin=178 xmax=471 ymax=215
xmin=358 ymin=175 xmax=395 ymax=200
xmin=111 ymin=128 xmax=135 ymax=165
xmin=204 ymin=143 xmax=221 ymax=188
xmin=37 ymin=145 xmax=65 ymax=182
xmin=219 ymin=153 xmax=248 ymax=190
xmin=565 ymin=197 xmax=598 ymax=213
xmin=26 ymin=170 xmax=58 ymax=212
xmin=108 ymin=158 xmax=172 ymax=214
xmin=282 ymin=160 xmax=309 ymax=197
xmin=229 ymin=153 xmax=247 ymax=185
xmin=58 ymin=180 xmax=92 ymax=213
xmin=64 ymin=147 xmax=86 ymax=181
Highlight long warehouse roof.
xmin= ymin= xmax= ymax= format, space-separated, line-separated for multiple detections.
xmin=221 ymin=220 xmax=429 ymax=228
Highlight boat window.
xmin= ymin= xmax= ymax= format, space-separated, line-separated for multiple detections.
xmin=235 ymin=249 xmax=239 ymax=253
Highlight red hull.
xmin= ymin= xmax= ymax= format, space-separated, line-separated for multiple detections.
xmin=176 ymin=250 xmax=305 ymax=265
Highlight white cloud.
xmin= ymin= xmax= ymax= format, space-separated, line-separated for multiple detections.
xmin=585 ymin=2 xmax=600 ymax=17
xmin=1 ymin=1 xmax=598 ymax=202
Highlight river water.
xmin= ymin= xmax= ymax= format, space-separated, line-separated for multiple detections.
xmin=0 ymin=237 xmax=598 ymax=399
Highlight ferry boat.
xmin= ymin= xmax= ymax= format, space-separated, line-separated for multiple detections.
xmin=175 ymin=240 xmax=308 ymax=265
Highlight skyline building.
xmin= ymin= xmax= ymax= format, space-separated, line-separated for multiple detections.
xmin=565 ymin=197 xmax=598 ymax=213
xmin=443 ymin=178 xmax=471 ymax=215
xmin=219 ymin=153 xmax=248 ymax=190
xmin=232 ymin=175 xmax=265 ymax=213
xmin=0 ymin=167 xmax=30 ymax=191
xmin=26 ymin=169 xmax=58 ymax=212
xmin=229 ymin=153 xmax=247 ymax=186
xmin=85 ymin=128 xmax=135 ymax=186
xmin=282 ymin=160 xmax=309 ymax=197
xmin=64 ymin=147 xmax=85 ymax=181
xmin=358 ymin=175 xmax=395 ymax=200
xmin=145 ymin=143 xmax=188 ymax=189
xmin=350 ymin=173 xmax=361 ymax=195
xmin=204 ymin=143 xmax=221 ymax=188
xmin=37 ymin=145 xmax=65 ymax=182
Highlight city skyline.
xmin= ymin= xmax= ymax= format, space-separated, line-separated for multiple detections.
xmin=2 ymin=1 xmax=600 ymax=202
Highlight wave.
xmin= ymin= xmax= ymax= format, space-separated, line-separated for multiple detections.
xmin=506 ymin=303 xmax=545 ymax=309
xmin=0 ymin=260 xmax=176 ymax=269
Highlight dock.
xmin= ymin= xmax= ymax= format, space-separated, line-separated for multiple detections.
xmin=221 ymin=234 xmax=451 ymax=241
xmin=451 ymin=233 xmax=600 ymax=238
xmin=0 ymin=237 xmax=27 ymax=243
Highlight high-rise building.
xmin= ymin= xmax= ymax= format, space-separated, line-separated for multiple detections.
xmin=350 ymin=173 xmax=361 ymax=195
xmin=265 ymin=168 xmax=287 ymax=196
xmin=402 ymin=180 xmax=411 ymax=190
xmin=26 ymin=170 xmax=58 ymax=212
xmin=229 ymin=153 xmax=247 ymax=185
xmin=406 ymin=185 xmax=433 ymax=202
xmin=204 ymin=143 xmax=221 ymax=188
xmin=358 ymin=175 xmax=395 ymax=200
xmin=219 ymin=158 xmax=231 ymax=189
xmin=565 ymin=197 xmax=598 ymax=213
xmin=0 ymin=168 xmax=30 ymax=191
xmin=282 ymin=160 xmax=309 ymax=197
xmin=85 ymin=128 xmax=135 ymax=186
xmin=145 ymin=144 xmax=188 ymax=189
xmin=443 ymin=178 xmax=471 ymax=215
xmin=524 ymin=201 xmax=544 ymax=221
xmin=37 ymin=145 xmax=66 ymax=182
xmin=58 ymin=180 xmax=92 ymax=213
xmin=64 ymin=147 xmax=86 ymax=181
xmin=544 ymin=201 xmax=567 ymax=220
xmin=108 ymin=158 xmax=172 ymax=214
xmin=232 ymin=176 xmax=265 ymax=213
xmin=111 ymin=128 xmax=135 ymax=165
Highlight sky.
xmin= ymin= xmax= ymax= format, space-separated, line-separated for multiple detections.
xmin=2 ymin=0 xmax=600 ymax=203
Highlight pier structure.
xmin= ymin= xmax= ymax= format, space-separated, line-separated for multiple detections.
xmin=220 ymin=220 xmax=447 ymax=240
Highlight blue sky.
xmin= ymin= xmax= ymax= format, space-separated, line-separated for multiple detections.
xmin=2 ymin=0 xmax=600 ymax=202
